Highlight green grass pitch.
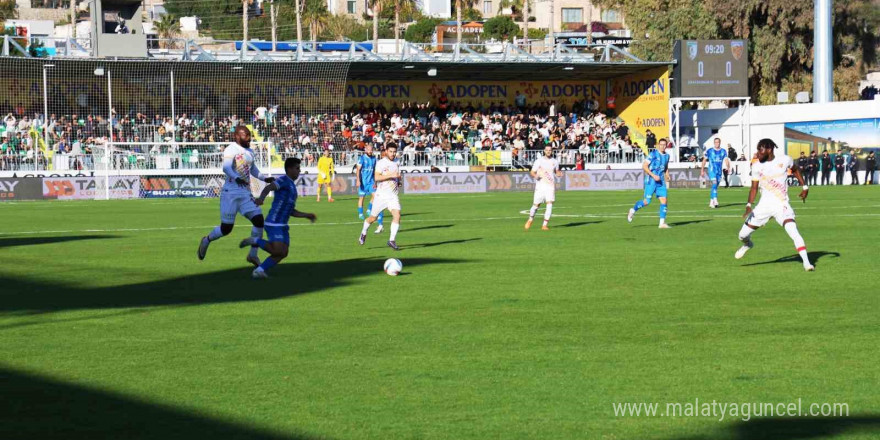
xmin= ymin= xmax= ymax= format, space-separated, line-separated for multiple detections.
xmin=1 ymin=187 xmax=878 ymax=440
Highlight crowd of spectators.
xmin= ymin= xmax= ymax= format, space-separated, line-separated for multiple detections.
xmin=1 ymin=97 xmax=649 ymax=171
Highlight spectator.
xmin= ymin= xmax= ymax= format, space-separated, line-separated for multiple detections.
xmin=834 ymin=152 xmax=845 ymax=185
xmin=645 ymin=129 xmax=656 ymax=151
xmin=867 ymin=151 xmax=876 ymax=184
xmin=821 ymin=151 xmax=833 ymax=185
xmin=808 ymin=151 xmax=819 ymax=185
xmin=848 ymin=152 xmax=859 ymax=185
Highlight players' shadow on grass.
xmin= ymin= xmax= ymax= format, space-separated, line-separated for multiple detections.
xmin=635 ymin=220 xmax=712 ymax=228
xmin=668 ymin=219 xmax=712 ymax=227
xmin=0 ymin=366 xmax=323 ymax=440
xmin=558 ymin=221 xmax=604 ymax=228
xmin=399 ymin=238 xmax=483 ymax=249
xmin=0 ymin=235 xmax=118 ymax=249
xmin=0 ymin=257 xmax=470 ymax=315
xmin=400 ymin=212 xmax=431 ymax=217
xmin=741 ymin=251 xmax=840 ymax=268
xmin=667 ymin=415 xmax=880 ymax=440
xmin=717 ymin=203 xmax=742 ymax=208
xmin=400 ymin=224 xmax=454 ymax=233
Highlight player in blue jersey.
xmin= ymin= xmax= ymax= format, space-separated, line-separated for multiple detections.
xmin=355 ymin=143 xmax=384 ymax=233
xmin=701 ymin=137 xmax=731 ymax=208
xmin=628 ymin=138 xmax=672 ymax=228
xmin=239 ymin=158 xmax=316 ymax=279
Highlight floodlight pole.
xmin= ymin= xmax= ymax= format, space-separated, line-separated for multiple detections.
xmin=813 ymin=0 xmax=832 ymax=103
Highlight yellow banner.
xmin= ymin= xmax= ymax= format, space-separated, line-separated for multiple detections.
xmin=612 ymin=67 xmax=670 ymax=152
xmin=345 ymin=80 xmax=606 ymax=109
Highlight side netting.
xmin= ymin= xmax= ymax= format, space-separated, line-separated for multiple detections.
xmin=0 ymin=57 xmax=351 ymax=199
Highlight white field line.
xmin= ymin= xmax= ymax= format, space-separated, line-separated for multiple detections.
xmin=2 ymin=209 xmax=880 ymax=237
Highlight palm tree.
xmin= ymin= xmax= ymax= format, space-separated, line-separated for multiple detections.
xmin=369 ymin=0 xmax=387 ymax=53
xmin=393 ymin=0 xmax=417 ymax=53
xmin=455 ymin=0 xmax=479 ymax=48
xmin=1 ymin=0 xmax=18 ymax=21
xmin=325 ymin=15 xmax=358 ymax=41
xmin=301 ymin=0 xmax=328 ymax=43
xmin=153 ymin=14 xmax=180 ymax=49
xmin=294 ymin=0 xmax=302 ymax=46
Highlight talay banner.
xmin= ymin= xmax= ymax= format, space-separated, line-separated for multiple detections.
xmin=403 ymin=173 xmax=487 ymax=194
xmin=43 ymin=176 xmax=140 ymax=200
xmin=668 ymin=168 xmax=704 ymax=189
xmin=487 ymin=173 xmax=564 ymax=192
xmin=346 ymin=80 xmax=606 ymax=109
xmin=293 ymin=174 xmax=360 ymax=197
xmin=564 ymin=170 xmax=644 ymax=191
xmin=0 ymin=178 xmax=44 ymax=200
xmin=140 ymin=175 xmax=226 ymax=198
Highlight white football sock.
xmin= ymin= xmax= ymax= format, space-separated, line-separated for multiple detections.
xmin=390 ymin=222 xmax=400 ymax=241
xmin=361 ymin=220 xmax=371 ymax=235
xmin=207 ymin=226 xmax=224 ymax=241
xmin=544 ymin=203 xmax=553 ymax=221
xmin=784 ymin=222 xmax=810 ymax=264
xmin=249 ymin=226 xmax=262 ymax=257
xmin=529 ymin=205 xmax=538 ymax=219
xmin=738 ymin=224 xmax=754 ymax=243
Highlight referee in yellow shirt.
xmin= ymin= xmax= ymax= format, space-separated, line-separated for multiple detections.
xmin=316 ymin=148 xmax=335 ymax=202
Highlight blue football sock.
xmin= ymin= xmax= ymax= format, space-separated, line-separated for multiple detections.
xmin=633 ymin=199 xmax=646 ymax=212
xmin=358 ymin=206 xmax=364 ymax=217
xmin=660 ymin=204 xmax=668 ymax=220
xmin=377 ymin=211 xmax=384 ymax=225
xmin=367 ymin=203 xmax=373 ymax=214
xmin=256 ymin=238 xmax=270 ymax=252
xmin=711 ymin=182 xmax=719 ymax=200
xmin=259 ymin=257 xmax=278 ymax=272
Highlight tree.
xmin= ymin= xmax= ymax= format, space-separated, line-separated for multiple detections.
xmin=484 ymin=16 xmax=519 ymax=40
xmin=593 ymin=0 xmax=880 ymax=104
xmin=0 ymin=0 xmax=17 ymax=21
xmin=300 ymin=0 xmax=328 ymax=42
xmin=324 ymin=15 xmax=361 ymax=41
xmin=153 ymin=14 xmax=181 ymax=48
xmin=368 ymin=0 xmax=389 ymax=52
xmin=393 ymin=0 xmax=418 ymax=53
xmin=404 ymin=17 xmax=443 ymax=43
xmin=454 ymin=0 xmax=479 ymax=47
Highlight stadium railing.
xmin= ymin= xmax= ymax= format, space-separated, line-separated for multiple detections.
xmin=0 ymin=144 xmax=653 ymax=173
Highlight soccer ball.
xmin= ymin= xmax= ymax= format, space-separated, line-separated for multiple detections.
xmin=384 ymin=258 xmax=403 ymax=276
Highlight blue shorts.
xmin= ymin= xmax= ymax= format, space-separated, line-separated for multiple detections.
xmin=644 ymin=178 xmax=668 ymax=199
xmin=264 ymin=225 xmax=289 ymax=245
xmin=358 ymin=184 xmax=375 ymax=197
xmin=707 ymin=172 xmax=722 ymax=184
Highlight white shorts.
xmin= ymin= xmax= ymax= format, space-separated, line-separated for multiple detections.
xmin=220 ymin=190 xmax=262 ymax=224
xmin=533 ymin=186 xmax=555 ymax=205
xmin=370 ymin=193 xmax=401 ymax=216
xmin=747 ymin=201 xmax=795 ymax=227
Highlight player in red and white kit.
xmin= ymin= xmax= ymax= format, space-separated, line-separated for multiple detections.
xmin=526 ymin=145 xmax=563 ymax=231
xmin=735 ymin=138 xmax=814 ymax=271
xmin=359 ymin=145 xmax=402 ymax=250
xmin=198 ymin=126 xmax=274 ymax=266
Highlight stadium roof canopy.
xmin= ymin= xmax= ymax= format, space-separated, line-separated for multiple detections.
xmin=346 ymin=61 xmax=672 ymax=82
